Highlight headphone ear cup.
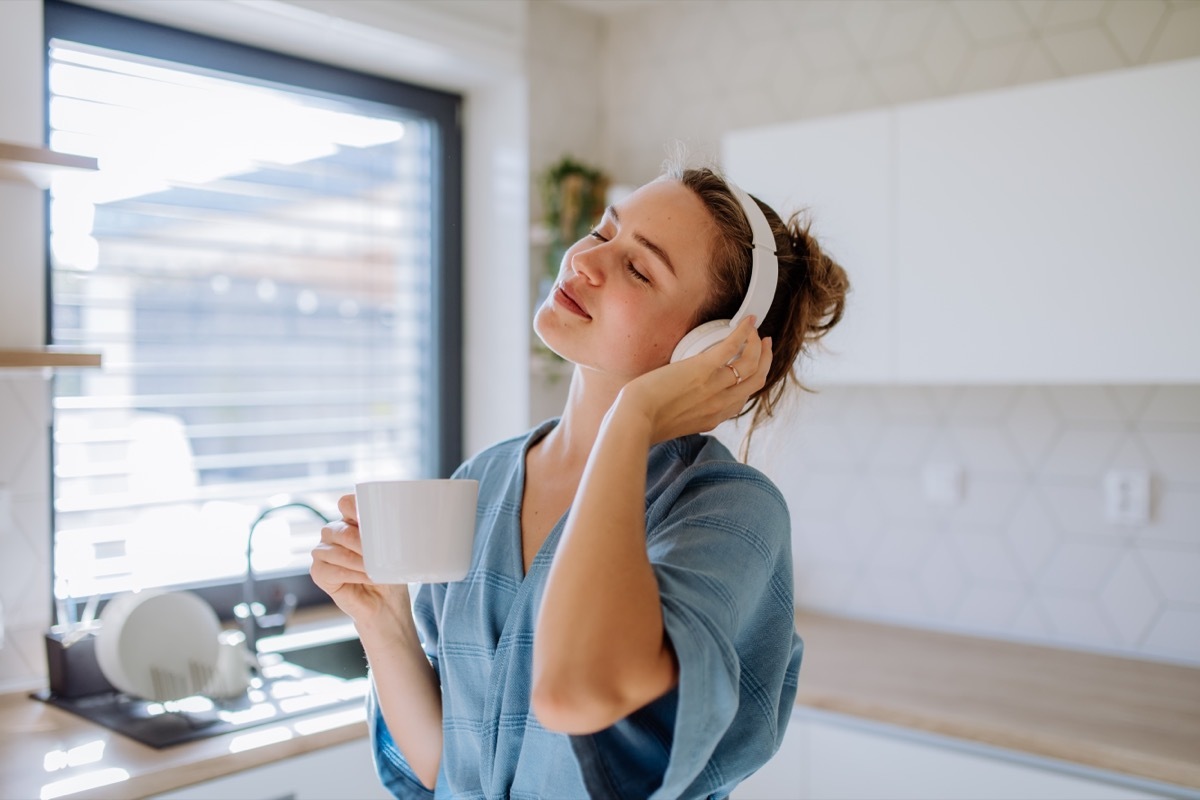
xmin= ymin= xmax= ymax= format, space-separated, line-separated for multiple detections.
xmin=671 ymin=319 xmax=732 ymax=363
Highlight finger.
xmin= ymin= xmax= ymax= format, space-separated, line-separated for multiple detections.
xmin=310 ymin=557 xmax=374 ymax=589
xmin=320 ymin=520 xmax=363 ymax=555
xmin=338 ymin=493 xmax=358 ymax=524
xmin=706 ymin=315 xmax=757 ymax=367
xmin=312 ymin=540 xmax=367 ymax=574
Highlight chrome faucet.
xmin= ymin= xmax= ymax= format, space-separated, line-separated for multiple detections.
xmin=236 ymin=500 xmax=332 ymax=657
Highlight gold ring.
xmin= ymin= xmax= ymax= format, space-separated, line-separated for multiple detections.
xmin=727 ymin=364 xmax=742 ymax=384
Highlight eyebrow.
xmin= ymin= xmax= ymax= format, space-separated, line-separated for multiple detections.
xmin=608 ymin=206 xmax=677 ymax=277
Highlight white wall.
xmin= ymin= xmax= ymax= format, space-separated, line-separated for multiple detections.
xmin=599 ymin=0 xmax=1200 ymax=665
xmin=0 ymin=0 xmax=533 ymax=690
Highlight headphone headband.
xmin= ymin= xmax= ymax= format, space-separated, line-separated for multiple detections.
xmin=668 ymin=177 xmax=779 ymax=363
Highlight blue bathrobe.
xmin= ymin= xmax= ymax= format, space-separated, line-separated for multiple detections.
xmin=368 ymin=419 xmax=803 ymax=799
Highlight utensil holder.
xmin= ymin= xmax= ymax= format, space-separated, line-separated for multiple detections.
xmin=45 ymin=628 xmax=115 ymax=698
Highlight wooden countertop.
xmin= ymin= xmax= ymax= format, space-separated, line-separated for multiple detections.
xmin=2 ymin=609 xmax=1197 ymax=798
xmin=794 ymin=611 xmax=1200 ymax=790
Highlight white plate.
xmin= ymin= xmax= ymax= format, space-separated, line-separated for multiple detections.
xmin=96 ymin=590 xmax=221 ymax=701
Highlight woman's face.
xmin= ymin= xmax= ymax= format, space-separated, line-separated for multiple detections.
xmin=534 ymin=178 xmax=718 ymax=379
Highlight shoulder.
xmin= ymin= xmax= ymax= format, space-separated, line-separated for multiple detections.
xmin=646 ymin=434 xmax=789 ymax=543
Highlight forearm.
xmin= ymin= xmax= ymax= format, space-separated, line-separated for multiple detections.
xmin=532 ymin=398 xmax=676 ymax=733
xmin=358 ymin=603 xmax=443 ymax=789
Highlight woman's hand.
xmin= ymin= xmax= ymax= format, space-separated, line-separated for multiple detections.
xmin=617 ymin=316 xmax=773 ymax=444
xmin=310 ymin=493 xmax=410 ymax=635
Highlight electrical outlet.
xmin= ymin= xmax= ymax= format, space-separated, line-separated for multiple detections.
xmin=1104 ymin=469 xmax=1152 ymax=526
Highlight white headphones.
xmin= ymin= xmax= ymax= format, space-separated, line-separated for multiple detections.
xmin=669 ymin=180 xmax=779 ymax=363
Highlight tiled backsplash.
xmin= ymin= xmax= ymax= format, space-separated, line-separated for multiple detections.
xmin=0 ymin=374 xmax=53 ymax=691
xmin=720 ymin=385 xmax=1200 ymax=666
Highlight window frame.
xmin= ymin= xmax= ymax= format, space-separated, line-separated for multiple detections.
xmin=43 ymin=0 xmax=464 ymax=620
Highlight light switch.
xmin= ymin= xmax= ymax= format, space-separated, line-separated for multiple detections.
xmin=1104 ymin=469 xmax=1152 ymax=526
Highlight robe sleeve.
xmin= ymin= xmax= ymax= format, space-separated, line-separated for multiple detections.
xmin=367 ymin=581 xmax=442 ymax=799
xmin=572 ymin=468 xmax=802 ymax=799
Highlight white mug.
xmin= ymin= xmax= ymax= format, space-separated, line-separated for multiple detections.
xmin=354 ymin=479 xmax=479 ymax=583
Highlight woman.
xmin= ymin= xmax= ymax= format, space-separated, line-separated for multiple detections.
xmin=311 ymin=161 xmax=849 ymax=799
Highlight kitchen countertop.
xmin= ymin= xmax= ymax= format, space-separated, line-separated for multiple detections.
xmin=794 ymin=610 xmax=1200 ymax=791
xmin=2 ymin=608 xmax=1197 ymax=799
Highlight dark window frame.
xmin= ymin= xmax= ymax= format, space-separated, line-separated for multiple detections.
xmin=43 ymin=0 xmax=464 ymax=620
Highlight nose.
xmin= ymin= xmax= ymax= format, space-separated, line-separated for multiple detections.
xmin=570 ymin=240 xmax=606 ymax=285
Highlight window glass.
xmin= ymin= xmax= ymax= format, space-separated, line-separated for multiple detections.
xmin=46 ymin=34 xmax=453 ymax=600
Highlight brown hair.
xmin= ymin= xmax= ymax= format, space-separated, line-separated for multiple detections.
xmin=662 ymin=161 xmax=850 ymax=457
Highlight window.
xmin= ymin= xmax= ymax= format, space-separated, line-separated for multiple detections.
xmin=44 ymin=1 xmax=462 ymax=613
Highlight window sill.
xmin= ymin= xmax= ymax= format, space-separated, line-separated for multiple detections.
xmin=0 ymin=349 xmax=102 ymax=369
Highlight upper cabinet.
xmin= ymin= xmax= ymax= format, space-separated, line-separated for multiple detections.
xmin=723 ymin=57 xmax=1200 ymax=385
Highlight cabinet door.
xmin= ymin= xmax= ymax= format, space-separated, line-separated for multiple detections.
xmin=150 ymin=739 xmax=391 ymax=800
xmin=731 ymin=711 xmax=810 ymax=799
xmin=805 ymin=713 xmax=1170 ymax=800
xmin=894 ymin=58 xmax=1200 ymax=383
xmin=723 ymin=110 xmax=893 ymax=384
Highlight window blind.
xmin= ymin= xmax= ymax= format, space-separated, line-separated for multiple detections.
xmin=47 ymin=40 xmax=439 ymax=599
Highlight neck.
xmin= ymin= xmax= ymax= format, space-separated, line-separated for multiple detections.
xmin=536 ymin=364 xmax=626 ymax=469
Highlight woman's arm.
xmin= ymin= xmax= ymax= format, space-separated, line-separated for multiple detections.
xmin=310 ymin=496 xmax=442 ymax=788
xmin=532 ymin=319 xmax=772 ymax=734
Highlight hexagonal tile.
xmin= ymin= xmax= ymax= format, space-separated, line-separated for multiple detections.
xmin=952 ymin=0 xmax=1033 ymax=40
xmin=795 ymin=561 xmax=858 ymax=611
xmin=839 ymin=0 xmax=889 ymax=60
xmin=1042 ymin=26 xmax=1128 ymax=77
xmin=0 ymin=514 xmax=37 ymax=627
xmin=1100 ymin=552 xmax=1162 ymax=647
xmin=954 ymin=581 xmax=1027 ymax=632
xmin=1010 ymin=597 xmax=1056 ymax=642
xmin=1138 ymin=487 xmax=1200 ymax=547
xmin=868 ymin=574 xmax=931 ymax=624
xmin=1147 ymin=1 xmax=1200 ymax=62
xmin=874 ymin=2 xmax=939 ymax=61
xmin=1141 ymin=607 xmax=1200 ymax=664
xmin=867 ymin=60 xmax=938 ymax=106
xmin=1004 ymin=492 xmax=1065 ymax=579
xmin=877 ymin=387 xmax=940 ymax=422
xmin=917 ymin=538 xmax=968 ymax=619
xmin=1138 ymin=547 xmax=1200 ymax=605
xmin=959 ymin=39 xmax=1028 ymax=92
xmin=866 ymin=423 xmax=936 ymax=472
xmin=948 ymin=426 xmax=1026 ymax=475
xmin=1108 ymin=385 xmax=1154 ymax=420
xmin=1141 ymin=430 xmax=1200 ymax=483
xmin=1038 ymin=427 xmax=1123 ymax=481
xmin=951 ymin=529 xmax=1024 ymax=583
xmin=919 ymin=6 xmax=972 ymax=91
xmin=1105 ymin=0 xmax=1169 ymax=62
xmin=796 ymin=26 xmax=861 ymax=76
xmin=1012 ymin=39 xmax=1064 ymax=83
xmin=1138 ymin=386 xmax=1200 ymax=425
xmin=0 ymin=381 xmax=38 ymax=487
xmin=1047 ymin=386 xmax=1128 ymax=424
xmin=864 ymin=520 xmax=939 ymax=578
xmin=836 ymin=388 xmax=886 ymax=461
xmin=1035 ymin=592 xmax=1119 ymax=649
xmin=868 ymin=470 xmax=941 ymax=524
xmin=0 ymin=624 xmax=45 ymax=690
xmin=1037 ymin=539 xmax=1123 ymax=593
xmin=1039 ymin=482 xmax=1109 ymax=538
xmin=1004 ymin=387 xmax=1062 ymax=470
xmin=1042 ymin=0 xmax=1107 ymax=28
xmin=945 ymin=477 xmax=1025 ymax=532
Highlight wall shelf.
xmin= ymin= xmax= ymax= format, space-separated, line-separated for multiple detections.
xmin=0 ymin=141 xmax=98 ymax=189
xmin=0 ymin=348 xmax=102 ymax=369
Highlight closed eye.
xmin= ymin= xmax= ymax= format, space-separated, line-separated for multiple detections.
xmin=626 ymin=262 xmax=650 ymax=284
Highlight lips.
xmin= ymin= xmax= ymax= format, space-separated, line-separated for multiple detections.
xmin=554 ymin=282 xmax=591 ymax=319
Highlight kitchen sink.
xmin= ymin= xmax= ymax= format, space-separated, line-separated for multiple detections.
xmin=257 ymin=622 xmax=368 ymax=681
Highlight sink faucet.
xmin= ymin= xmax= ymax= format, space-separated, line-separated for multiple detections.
xmin=236 ymin=500 xmax=332 ymax=657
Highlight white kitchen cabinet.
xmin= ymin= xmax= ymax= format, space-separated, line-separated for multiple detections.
xmin=894 ymin=58 xmax=1200 ymax=384
xmin=149 ymin=739 xmax=391 ymax=800
xmin=724 ymin=110 xmax=893 ymax=385
xmin=734 ymin=709 xmax=1181 ymax=800
xmin=722 ymin=57 xmax=1200 ymax=385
